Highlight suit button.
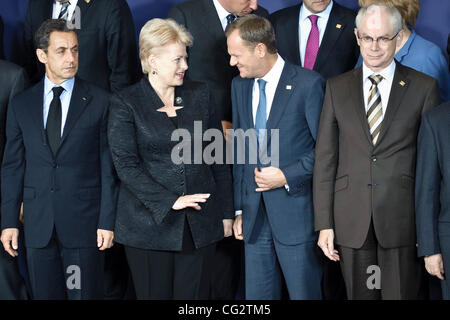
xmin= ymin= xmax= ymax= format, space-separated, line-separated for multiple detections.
xmin=50 ymin=188 xmax=54 ymax=192
xmin=372 ymin=157 xmax=377 ymax=162
xmin=53 ymin=163 xmax=58 ymax=168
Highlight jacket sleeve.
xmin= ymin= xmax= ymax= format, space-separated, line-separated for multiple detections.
xmin=105 ymin=0 xmax=140 ymax=93
xmin=415 ymin=112 xmax=441 ymax=257
xmin=231 ymin=78 xmax=244 ymax=213
xmin=107 ymin=94 xmax=179 ymax=225
xmin=281 ymin=74 xmax=325 ymax=195
xmin=313 ymin=80 xmax=339 ymax=231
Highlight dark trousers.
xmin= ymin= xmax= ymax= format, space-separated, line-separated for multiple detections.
xmin=104 ymin=243 xmax=135 ymax=300
xmin=0 ymin=249 xmax=28 ymax=300
xmin=339 ymin=221 xmax=421 ymax=300
xmin=124 ymin=219 xmax=215 ymax=300
xmin=244 ymin=201 xmax=322 ymax=300
xmin=26 ymin=231 xmax=104 ymax=300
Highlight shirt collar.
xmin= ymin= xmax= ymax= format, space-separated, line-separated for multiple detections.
xmin=213 ymin=0 xmax=233 ymax=23
xmin=256 ymin=54 xmax=285 ymax=85
xmin=395 ymin=29 xmax=416 ymax=61
xmin=362 ymin=59 xmax=396 ymax=83
xmin=44 ymin=75 xmax=75 ymax=96
xmin=300 ymin=0 xmax=333 ymax=22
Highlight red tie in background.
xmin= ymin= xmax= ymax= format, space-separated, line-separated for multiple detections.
xmin=304 ymin=15 xmax=319 ymax=70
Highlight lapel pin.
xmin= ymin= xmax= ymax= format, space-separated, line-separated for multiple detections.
xmin=82 ymin=97 xmax=87 ymax=101
xmin=175 ymin=97 xmax=183 ymax=105
xmin=286 ymin=85 xmax=292 ymax=90
xmin=336 ymin=24 xmax=342 ymax=29
xmin=85 ymin=0 xmax=91 ymax=3
xmin=399 ymin=81 xmax=406 ymax=87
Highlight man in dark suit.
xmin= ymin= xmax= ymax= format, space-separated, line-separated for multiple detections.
xmin=0 ymin=19 xmax=118 ymax=300
xmin=23 ymin=0 xmax=139 ymax=93
xmin=271 ymin=1 xmax=359 ymax=299
xmin=229 ymin=15 xmax=325 ymax=299
xmin=270 ymin=0 xmax=359 ymax=80
xmin=23 ymin=0 xmax=138 ymax=299
xmin=313 ymin=3 xmax=441 ymax=299
xmin=0 ymin=60 xmax=29 ymax=300
xmin=168 ymin=0 xmax=268 ymax=299
xmin=415 ymin=101 xmax=450 ymax=300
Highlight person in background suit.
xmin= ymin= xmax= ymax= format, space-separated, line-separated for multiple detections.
xmin=229 ymin=15 xmax=325 ymax=299
xmin=416 ymin=101 xmax=450 ymax=300
xmin=314 ymin=3 xmax=440 ymax=299
xmin=23 ymin=0 xmax=139 ymax=93
xmin=107 ymin=18 xmax=234 ymax=300
xmin=0 ymin=16 xmax=4 ymax=59
xmin=23 ymin=0 xmax=139 ymax=299
xmin=0 ymin=60 xmax=29 ymax=300
xmin=270 ymin=1 xmax=359 ymax=300
xmin=0 ymin=19 xmax=118 ymax=300
xmin=270 ymin=0 xmax=359 ymax=80
xmin=168 ymin=0 xmax=269 ymax=299
xmin=357 ymin=0 xmax=449 ymax=102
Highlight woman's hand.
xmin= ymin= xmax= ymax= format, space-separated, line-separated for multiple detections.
xmin=172 ymin=194 xmax=211 ymax=211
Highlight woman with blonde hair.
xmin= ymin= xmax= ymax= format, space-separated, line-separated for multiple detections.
xmin=107 ymin=18 xmax=234 ymax=299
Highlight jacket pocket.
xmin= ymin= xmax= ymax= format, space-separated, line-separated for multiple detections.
xmin=334 ymin=175 xmax=348 ymax=193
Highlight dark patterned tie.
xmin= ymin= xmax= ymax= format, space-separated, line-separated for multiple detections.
xmin=58 ymin=1 xmax=70 ymax=20
xmin=47 ymin=86 xmax=65 ymax=155
xmin=226 ymin=13 xmax=236 ymax=27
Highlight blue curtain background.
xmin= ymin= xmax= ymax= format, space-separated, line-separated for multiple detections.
xmin=0 ymin=0 xmax=448 ymax=67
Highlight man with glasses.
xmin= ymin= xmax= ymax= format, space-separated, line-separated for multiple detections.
xmin=313 ymin=3 xmax=440 ymax=299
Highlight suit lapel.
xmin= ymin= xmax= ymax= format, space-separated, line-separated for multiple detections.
xmin=314 ymin=4 xmax=347 ymax=72
xmin=289 ymin=4 xmax=302 ymax=66
xmin=60 ymin=78 xmax=91 ymax=145
xmin=41 ymin=0 xmax=53 ymax=20
xmin=29 ymin=80 xmax=50 ymax=153
xmin=351 ymin=67 xmax=373 ymax=144
xmin=76 ymin=0 xmax=91 ymax=27
xmin=375 ymin=63 xmax=409 ymax=146
xmin=241 ymin=78 xmax=254 ymax=130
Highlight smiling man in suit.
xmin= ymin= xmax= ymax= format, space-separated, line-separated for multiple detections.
xmin=228 ymin=14 xmax=325 ymax=299
xmin=313 ymin=3 xmax=441 ymax=299
xmin=270 ymin=0 xmax=359 ymax=80
xmin=168 ymin=0 xmax=269 ymax=299
xmin=0 ymin=19 xmax=118 ymax=300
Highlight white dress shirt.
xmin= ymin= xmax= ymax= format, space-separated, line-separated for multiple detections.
xmin=362 ymin=60 xmax=396 ymax=123
xmin=52 ymin=0 xmax=79 ymax=21
xmin=235 ymin=55 xmax=285 ymax=216
xmin=212 ymin=0 xmax=234 ymax=31
xmin=298 ymin=0 xmax=333 ymax=67
xmin=43 ymin=76 xmax=75 ymax=136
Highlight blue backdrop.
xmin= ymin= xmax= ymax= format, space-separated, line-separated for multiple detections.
xmin=0 ymin=0 xmax=448 ymax=64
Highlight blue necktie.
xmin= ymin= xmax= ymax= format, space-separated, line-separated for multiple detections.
xmin=255 ymin=79 xmax=267 ymax=145
xmin=226 ymin=14 xmax=236 ymax=26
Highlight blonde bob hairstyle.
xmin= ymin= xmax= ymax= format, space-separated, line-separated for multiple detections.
xmin=358 ymin=0 xmax=420 ymax=29
xmin=139 ymin=18 xmax=193 ymax=74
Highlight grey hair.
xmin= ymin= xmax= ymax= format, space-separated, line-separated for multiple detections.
xmin=355 ymin=2 xmax=403 ymax=34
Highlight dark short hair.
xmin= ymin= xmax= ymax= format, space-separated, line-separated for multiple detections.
xmin=35 ymin=19 xmax=76 ymax=51
xmin=225 ymin=14 xmax=277 ymax=54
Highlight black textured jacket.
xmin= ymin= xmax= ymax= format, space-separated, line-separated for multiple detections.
xmin=108 ymin=78 xmax=234 ymax=250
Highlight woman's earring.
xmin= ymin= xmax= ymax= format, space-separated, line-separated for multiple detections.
xmin=152 ymin=70 xmax=157 ymax=75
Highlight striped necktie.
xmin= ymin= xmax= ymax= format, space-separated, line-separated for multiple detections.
xmin=58 ymin=1 xmax=70 ymax=20
xmin=367 ymin=74 xmax=384 ymax=144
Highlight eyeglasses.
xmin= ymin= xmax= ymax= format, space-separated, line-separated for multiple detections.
xmin=358 ymin=31 xmax=399 ymax=46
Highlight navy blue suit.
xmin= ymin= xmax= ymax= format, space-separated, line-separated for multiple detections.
xmin=232 ymin=60 xmax=324 ymax=299
xmin=1 ymin=77 xmax=118 ymax=299
xmin=416 ymin=101 xmax=450 ymax=299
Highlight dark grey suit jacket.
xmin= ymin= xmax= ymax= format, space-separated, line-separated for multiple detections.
xmin=108 ymin=78 xmax=234 ymax=251
xmin=0 ymin=60 xmax=29 ymax=300
xmin=270 ymin=1 xmax=359 ymax=80
xmin=313 ymin=62 xmax=441 ymax=249
xmin=23 ymin=0 xmax=139 ymax=92
xmin=415 ymin=101 xmax=450 ymax=257
xmin=168 ymin=0 xmax=269 ymax=122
